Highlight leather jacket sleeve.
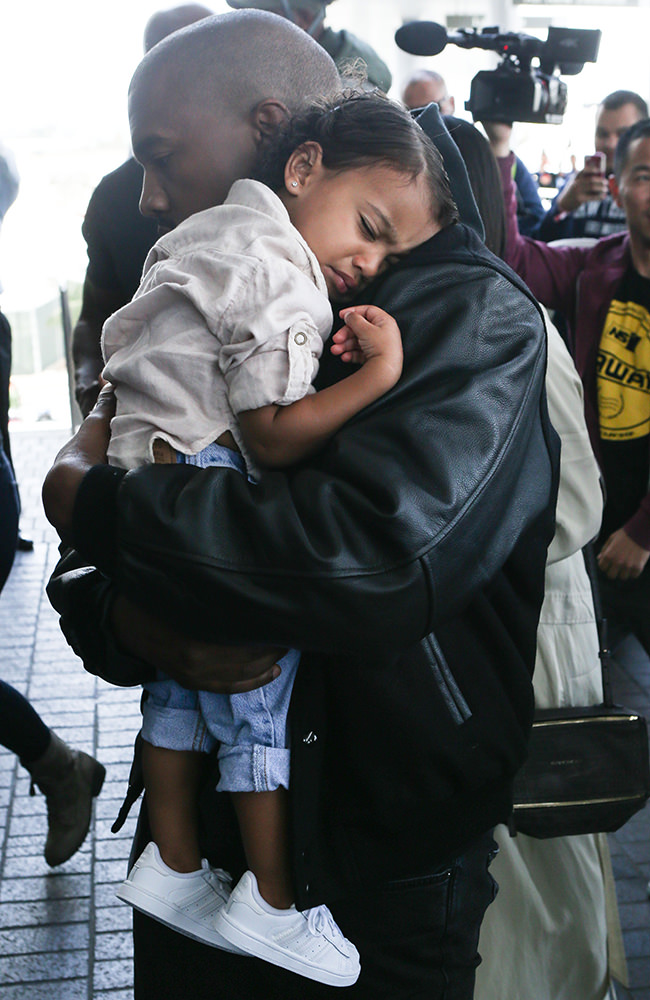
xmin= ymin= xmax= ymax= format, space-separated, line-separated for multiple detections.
xmin=46 ymin=545 xmax=156 ymax=687
xmin=48 ymin=223 xmax=556 ymax=669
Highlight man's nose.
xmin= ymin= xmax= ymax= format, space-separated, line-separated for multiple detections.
xmin=139 ymin=173 xmax=169 ymax=219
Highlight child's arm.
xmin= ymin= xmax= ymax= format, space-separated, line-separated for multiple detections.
xmin=238 ymin=305 xmax=402 ymax=468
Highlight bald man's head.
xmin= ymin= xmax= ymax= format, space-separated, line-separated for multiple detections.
xmin=132 ymin=10 xmax=340 ymax=120
xmin=402 ymin=70 xmax=455 ymax=115
xmin=129 ymin=11 xmax=341 ymax=230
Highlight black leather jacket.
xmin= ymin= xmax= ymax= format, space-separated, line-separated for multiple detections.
xmin=48 ymin=219 xmax=559 ymax=907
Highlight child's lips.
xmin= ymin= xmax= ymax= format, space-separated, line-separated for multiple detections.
xmin=329 ymin=267 xmax=357 ymax=296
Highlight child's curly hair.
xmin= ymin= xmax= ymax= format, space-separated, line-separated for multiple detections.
xmin=253 ymin=92 xmax=458 ymax=229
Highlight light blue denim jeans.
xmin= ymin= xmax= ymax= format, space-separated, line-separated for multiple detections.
xmin=141 ymin=442 xmax=299 ymax=793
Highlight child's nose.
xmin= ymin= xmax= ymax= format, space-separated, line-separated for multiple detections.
xmin=353 ymin=247 xmax=385 ymax=278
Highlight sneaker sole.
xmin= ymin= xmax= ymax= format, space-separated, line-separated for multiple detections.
xmin=115 ymin=879 xmax=245 ymax=954
xmin=217 ymin=911 xmax=360 ymax=986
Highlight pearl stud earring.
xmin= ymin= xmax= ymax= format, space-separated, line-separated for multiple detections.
xmin=291 ymin=181 xmax=298 ymax=187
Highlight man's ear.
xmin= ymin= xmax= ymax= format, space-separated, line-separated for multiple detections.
xmin=283 ymin=142 xmax=323 ymax=194
xmin=252 ymin=99 xmax=290 ymax=145
xmin=609 ymin=173 xmax=622 ymax=208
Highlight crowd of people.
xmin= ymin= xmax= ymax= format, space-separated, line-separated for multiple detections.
xmin=1 ymin=1 xmax=649 ymax=997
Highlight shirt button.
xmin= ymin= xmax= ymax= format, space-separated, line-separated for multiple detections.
xmin=294 ymin=331 xmax=307 ymax=346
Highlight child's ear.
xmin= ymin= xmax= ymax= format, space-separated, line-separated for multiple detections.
xmin=284 ymin=142 xmax=323 ymax=195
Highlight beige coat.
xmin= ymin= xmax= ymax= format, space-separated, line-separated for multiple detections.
xmin=475 ymin=315 xmax=626 ymax=1000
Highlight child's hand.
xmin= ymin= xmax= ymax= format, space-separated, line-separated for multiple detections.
xmin=331 ymin=305 xmax=403 ymax=382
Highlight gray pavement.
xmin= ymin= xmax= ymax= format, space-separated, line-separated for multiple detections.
xmin=0 ymin=427 xmax=141 ymax=999
xmin=0 ymin=425 xmax=649 ymax=999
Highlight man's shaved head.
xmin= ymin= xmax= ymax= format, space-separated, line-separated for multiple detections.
xmin=131 ymin=10 xmax=340 ymax=119
xmin=128 ymin=10 xmax=341 ymax=230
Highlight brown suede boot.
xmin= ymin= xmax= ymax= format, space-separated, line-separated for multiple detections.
xmin=25 ymin=732 xmax=106 ymax=867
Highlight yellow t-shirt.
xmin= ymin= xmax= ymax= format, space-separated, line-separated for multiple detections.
xmin=598 ymin=295 xmax=650 ymax=441
xmin=597 ymin=266 xmax=650 ymax=541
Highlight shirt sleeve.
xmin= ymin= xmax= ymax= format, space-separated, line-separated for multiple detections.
xmin=0 ymin=147 xmax=19 ymax=224
xmin=498 ymin=153 xmax=588 ymax=320
xmin=218 ymin=257 xmax=332 ymax=414
xmin=82 ymin=180 xmax=121 ymax=294
xmin=543 ymin=313 xmax=603 ymax=564
xmin=514 ymin=157 xmax=545 ymax=236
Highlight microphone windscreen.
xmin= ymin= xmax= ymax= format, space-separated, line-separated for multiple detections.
xmin=395 ymin=21 xmax=448 ymax=57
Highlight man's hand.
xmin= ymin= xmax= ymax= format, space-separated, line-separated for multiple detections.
xmin=75 ymin=360 xmax=107 ymax=420
xmin=72 ymin=277 xmax=123 ymax=417
xmin=554 ymin=164 xmax=609 ymax=215
xmin=597 ymin=528 xmax=650 ymax=580
xmin=331 ymin=305 xmax=403 ymax=388
xmin=111 ymin=594 xmax=283 ymax=693
xmin=42 ymin=384 xmax=116 ymax=543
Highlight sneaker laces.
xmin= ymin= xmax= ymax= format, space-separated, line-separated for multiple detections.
xmin=305 ymin=904 xmax=344 ymax=941
xmin=202 ymin=864 xmax=232 ymax=888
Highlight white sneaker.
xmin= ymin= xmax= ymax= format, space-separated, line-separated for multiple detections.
xmin=116 ymin=841 xmax=244 ymax=952
xmin=216 ymin=870 xmax=360 ymax=986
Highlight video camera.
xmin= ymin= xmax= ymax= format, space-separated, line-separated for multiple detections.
xmin=395 ymin=21 xmax=601 ymax=125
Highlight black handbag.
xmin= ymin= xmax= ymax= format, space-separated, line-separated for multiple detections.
xmin=510 ymin=546 xmax=650 ymax=839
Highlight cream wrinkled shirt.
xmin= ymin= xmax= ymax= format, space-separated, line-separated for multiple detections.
xmin=101 ymin=179 xmax=332 ymax=474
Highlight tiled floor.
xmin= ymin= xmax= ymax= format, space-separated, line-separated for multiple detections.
xmin=0 ymin=427 xmax=141 ymax=999
xmin=0 ymin=425 xmax=649 ymax=999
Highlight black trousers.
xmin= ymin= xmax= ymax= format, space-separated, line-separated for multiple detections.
xmin=0 ymin=679 xmax=50 ymax=761
xmin=0 ymin=310 xmax=12 ymax=470
xmin=0 ymin=438 xmax=17 ymax=590
xmin=132 ymin=828 xmax=498 ymax=1000
xmin=598 ymin=567 xmax=650 ymax=659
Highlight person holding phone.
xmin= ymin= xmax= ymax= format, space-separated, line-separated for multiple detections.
xmin=532 ymin=90 xmax=648 ymax=242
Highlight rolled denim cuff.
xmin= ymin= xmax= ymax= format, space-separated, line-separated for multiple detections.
xmin=141 ymin=700 xmax=215 ymax=754
xmin=216 ymin=744 xmax=291 ymax=792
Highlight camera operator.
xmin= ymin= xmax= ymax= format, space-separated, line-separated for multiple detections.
xmin=532 ymin=90 xmax=648 ymax=241
xmin=479 ymin=120 xmax=545 ymax=236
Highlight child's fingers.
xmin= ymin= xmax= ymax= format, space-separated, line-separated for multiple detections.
xmin=339 ymin=349 xmax=365 ymax=365
xmin=340 ymin=304 xmax=391 ymax=325
xmin=330 ymin=332 xmax=360 ymax=356
xmin=340 ymin=310 xmax=376 ymax=335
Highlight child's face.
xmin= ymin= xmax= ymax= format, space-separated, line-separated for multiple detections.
xmin=282 ymin=145 xmax=440 ymax=301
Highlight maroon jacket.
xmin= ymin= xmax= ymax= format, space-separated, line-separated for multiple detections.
xmin=497 ymin=153 xmax=650 ymax=549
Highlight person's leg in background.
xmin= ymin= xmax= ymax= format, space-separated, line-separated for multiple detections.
xmin=0 ymin=366 xmax=103 ymax=867
xmin=0 ymin=677 xmax=106 ymax=866
xmin=0 ymin=431 xmax=18 ymax=590
xmin=0 ymin=309 xmax=32 ymax=550
xmin=598 ymin=572 xmax=650 ymax=899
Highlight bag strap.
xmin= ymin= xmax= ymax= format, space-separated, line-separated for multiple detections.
xmin=582 ymin=543 xmax=614 ymax=707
